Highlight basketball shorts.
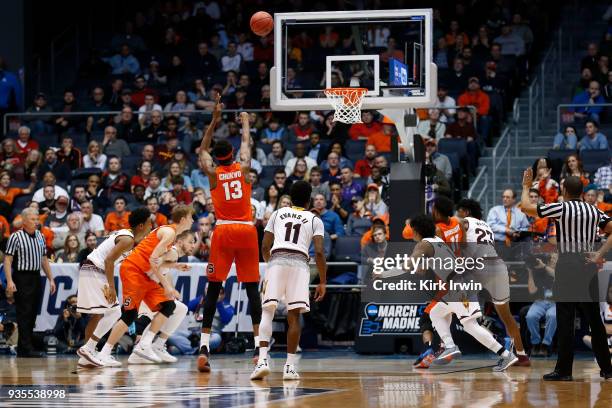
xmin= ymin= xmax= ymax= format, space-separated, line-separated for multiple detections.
xmin=120 ymin=262 xmax=171 ymax=312
xmin=76 ymin=260 xmax=120 ymax=314
xmin=207 ymin=223 xmax=259 ymax=283
xmin=470 ymin=258 xmax=510 ymax=305
xmin=262 ymin=253 xmax=310 ymax=313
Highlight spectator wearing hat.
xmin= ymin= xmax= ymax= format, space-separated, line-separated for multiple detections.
xmin=102 ymin=126 xmax=130 ymax=159
xmin=46 ymin=195 xmax=70 ymax=230
xmin=432 ymin=85 xmax=456 ymax=123
xmin=346 ymin=195 xmax=372 ymax=237
xmin=458 ymin=76 xmax=491 ymax=143
xmin=424 ymin=138 xmax=452 ymax=181
xmin=367 ymin=115 xmax=397 ymax=153
xmin=24 ymin=93 xmax=53 ymax=135
xmin=349 ymin=111 xmax=383 ymax=140
xmin=103 ymin=44 xmax=141 ymax=76
xmin=578 ymin=120 xmax=608 ymax=151
xmin=364 ymin=183 xmax=388 ymax=216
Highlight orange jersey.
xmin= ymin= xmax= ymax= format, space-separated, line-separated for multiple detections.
xmin=210 ymin=162 xmax=252 ymax=222
xmin=123 ymin=224 xmax=176 ymax=273
xmin=436 ymin=216 xmax=464 ymax=254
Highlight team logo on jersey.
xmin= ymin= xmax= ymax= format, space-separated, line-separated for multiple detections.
xmin=206 ymin=264 xmax=215 ymax=275
xmin=359 ymin=302 xmax=427 ymax=336
xmin=123 ymin=297 xmax=132 ymax=307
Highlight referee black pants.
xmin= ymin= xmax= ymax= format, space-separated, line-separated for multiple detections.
xmin=13 ymin=271 xmax=42 ymax=354
xmin=553 ymin=254 xmax=612 ymax=376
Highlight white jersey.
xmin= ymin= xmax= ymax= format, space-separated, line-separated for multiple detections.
xmin=87 ymin=229 xmax=134 ymax=270
xmin=422 ymin=236 xmax=456 ymax=280
xmin=265 ymin=206 xmax=325 ymax=257
xmin=463 ymin=217 xmax=498 ymax=258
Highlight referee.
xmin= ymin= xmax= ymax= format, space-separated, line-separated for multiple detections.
xmin=521 ymin=169 xmax=612 ymax=381
xmin=4 ymin=208 xmax=56 ymax=357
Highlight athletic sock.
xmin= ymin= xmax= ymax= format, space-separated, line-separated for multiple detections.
xmin=154 ymin=337 xmax=167 ymax=348
xmin=84 ymin=338 xmax=97 ymax=352
xmin=200 ymin=333 xmax=210 ymax=349
xmin=286 ymin=353 xmax=298 ymax=365
xmin=516 ymin=350 xmax=527 ymax=356
xmin=140 ymin=331 xmax=155 ymax=347
xmin=100 ymin=343 xmax=113 ymax=356
xmin=254 ymin=336 xmax=260 ymax=348
xmin=258 ymin=346 xmax=268 ymax=361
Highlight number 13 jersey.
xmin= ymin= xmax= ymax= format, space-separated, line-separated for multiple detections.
xmin=265 ymin=207 xmax=325 ymax=257
xmin=210 ymin=162 xmax=252 ymax=222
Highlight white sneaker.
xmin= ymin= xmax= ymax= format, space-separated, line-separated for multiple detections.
xmin=77 ymin=357 xmax=98 ymax=368
xmin=153 ymin=343 xmax=177 ymax=363
xmin=133 ymin=343 xmax=162 ymax=363
xmin=98 ymin=353 xmax=122 ymax=367
xmin=128 ymin=352 xmax=155 ymax=365
xmin=283 ymin=364 xmax=300 ymax=380
xmin=77 ymin=346 xmax=104 ymax=367
xmin=250 ymin=358 xmax=270 ymax=380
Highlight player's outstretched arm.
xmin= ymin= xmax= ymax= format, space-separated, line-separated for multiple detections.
xmin=199 ymin=94 xmax=223 ymax=185
xmin=520 ymin=168 xmax=537 ymax=216
xmin=238 ymin=111 xmax=252 ymax=176
xmin=103 ymin=236 xmax=135 ymax=304
xmin=261 ymin=231 xmax=274 ymax=262
xmin=312 ymin=235 xmax=327 ymax=301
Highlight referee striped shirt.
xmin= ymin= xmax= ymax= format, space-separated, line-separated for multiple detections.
xmin=537 ymin=199 xmax=611 ymax=253
xmin=5 ymin=229 xmax=47 ymax=271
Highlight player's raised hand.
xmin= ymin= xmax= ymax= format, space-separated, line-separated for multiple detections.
xmin=212 ymin=94 xmax=223 ymax=122
xmin=522 ymin=167 xmax=533 ymax=188
xmin=239 ymin=111 xmax=249 ymax=124
xmin=314 ymin=282 xmax=326 ymax=302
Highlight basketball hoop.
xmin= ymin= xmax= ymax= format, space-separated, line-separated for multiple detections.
xmin=324 ymin=88 xmax=368 ymax=124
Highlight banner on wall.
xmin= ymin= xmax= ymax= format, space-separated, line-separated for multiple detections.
xmin=35 ymin=263 xmax=267 ymax=332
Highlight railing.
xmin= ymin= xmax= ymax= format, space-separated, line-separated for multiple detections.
xmin=491 ymin=127 xmax=512 ymax=205
xmin=512 ymin=98 xmax=520 ymax=157
xmin=415 ymin=105 xmax=478 ymax=131
xmin=555 ymin=102 xmax=612 ymax=134
xmin=527 ymin=27 xmax=565 ymax=141
xmin=467 ymin=165 xmax=489 ymax=212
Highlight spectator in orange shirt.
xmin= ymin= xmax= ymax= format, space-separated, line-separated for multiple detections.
xmin=445 ymin=20 xmax=469 ymax=47
xmin=367 ymin=116 xmax=397 ymax=153
xmin=360 ymin=215 xmax=389 ymax=248
xmin=0 ymin=214 xmax=10 ymax=240
xmin=0 ymin=171 xmax=35 ymax=219
xmin=104 ymin=196 xmax=131 ymax=233
xmin=458 ymin=77 xmax=491 ymax=143
xmin=531 ymin=157 xmax=559 ymax=204
xmin=349 ymin=111 xmax=382 ymax=140
xmin=146 ymin=196 xmax=168 ymax=228
xmin=380 ymin=37 xmax=405 ymax=64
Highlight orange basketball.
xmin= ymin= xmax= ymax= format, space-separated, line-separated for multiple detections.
xmin=250 ymin=11 xmax=273 ymax=37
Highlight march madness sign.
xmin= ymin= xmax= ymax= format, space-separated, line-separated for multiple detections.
xmin=359 ymin=303 xmax=427 ymax=336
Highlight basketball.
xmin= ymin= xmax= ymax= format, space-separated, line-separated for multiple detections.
xmin=250 ymin=11 xmax=273 ymax=37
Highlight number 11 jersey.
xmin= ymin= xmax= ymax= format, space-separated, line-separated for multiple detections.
xmin=210 ymin=162 xmax=252 ymax=221
xmin=265 ymin=206 xmax=325 ymax=257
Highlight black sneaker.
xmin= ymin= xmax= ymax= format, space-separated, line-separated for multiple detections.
xmin=197 ymin=346 xmax=210 ymax=373
xmin=600 ymin=370 xmax=612 ymax=380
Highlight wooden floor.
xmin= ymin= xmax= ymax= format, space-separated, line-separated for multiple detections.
xmin=0 ymin=353 xmax=610 ymax=407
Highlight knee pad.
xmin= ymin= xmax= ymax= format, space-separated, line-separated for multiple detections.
xmin=173 ymin=300 xmax=188 ymax=318
xmin=134 ymin=315 xmax=152 ymax=336
xmin=244 ymin=282 xmax=262 ymax=325
xmin=202 ymin=281 xmax=223 ymax=329
xmin=120 ymin=308 xmax=138 ymax=326
xmin=158 ymin=300 xmax=176 ymax=318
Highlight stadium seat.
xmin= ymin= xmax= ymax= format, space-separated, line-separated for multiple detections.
xmin=443 ymin=152 xmax=461 ymax=173
xmin=333 ymin=236 xmax=362 ymax=263
xmin=438 ymin=138 xmax=468 ymax=160
xmin=580 ymin=149 xmax=610 ymax=173
xmin=548 ymin=149 xmax=577 ymax=180
xmin=73 ymin=168 xmax=102 ymax=181
xmin=346 ymin=140 xmax=366 ymax=163
xmin=260 ymin=165 xmax=285 ymax=179
xmin=259 ymin=142 xmax=273 ymax=155
xmin=122 ymin=156 xmax=141 ymax=172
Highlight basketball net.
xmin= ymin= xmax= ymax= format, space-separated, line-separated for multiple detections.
xmin=324 ymin=88 xmax=368 ymax=124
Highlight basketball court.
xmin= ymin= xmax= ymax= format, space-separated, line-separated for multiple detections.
xmin=0 ymin=354 xmax=609 ymax=407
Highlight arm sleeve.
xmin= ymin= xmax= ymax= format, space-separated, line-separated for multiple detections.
xmin=264 ymin=210 xmax=278 ymax=234
xmin=5 ymin=234 xmax=18 ymax=256
xmin=313 ymin=217 xmax=325 ymax=237
xmin=536 ymin=202 xmax=563 ymax=219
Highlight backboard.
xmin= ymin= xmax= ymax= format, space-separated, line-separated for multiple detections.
xmin=270 ymin=9 xmax=436 ymax=111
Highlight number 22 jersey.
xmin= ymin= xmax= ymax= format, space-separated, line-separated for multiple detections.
xmin=265 ymin=206 xmax=325 ymax=257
